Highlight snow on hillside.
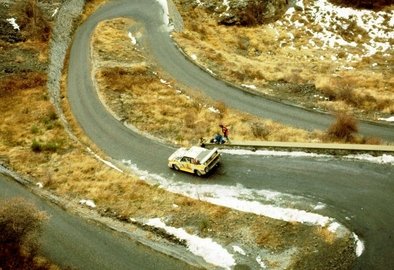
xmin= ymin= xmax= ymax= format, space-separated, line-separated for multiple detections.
xmin=281 ymin=0 xmax=393 ymax=58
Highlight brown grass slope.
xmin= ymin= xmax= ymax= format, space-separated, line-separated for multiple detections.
xmin=172 ymin=0 xmax=394 ymax=121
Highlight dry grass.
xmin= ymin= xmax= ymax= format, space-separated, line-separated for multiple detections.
xmin=80 ymin=0 xmax=108 ymax=22
xmin=0 ymin=72 xmax=46 ymax=97
xmin=93 ymin=19 xmax=326 ymax=146
xmin=172 ymin=3 xmax=394 ymax=120
xmin=327 ymin=113 xmax=358 ymax=142
xmin=315 ymin=73 xmax=394 ymax=114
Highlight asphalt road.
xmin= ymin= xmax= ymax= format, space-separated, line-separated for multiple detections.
xmin=0 ymin=173 xmax=199 ymax=270
xmin=65 ymin=0 xmax=394 ymax=269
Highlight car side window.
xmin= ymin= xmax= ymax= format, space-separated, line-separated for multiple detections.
xmin=181 ymin=157 xmax=189 ymax=162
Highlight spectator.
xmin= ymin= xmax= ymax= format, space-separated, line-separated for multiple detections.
xmin=219 ymin=124 xmax=230 ymax=142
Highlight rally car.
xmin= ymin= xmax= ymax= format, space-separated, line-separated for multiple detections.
xmin=168 ymin=146 xmax=220 ymax=176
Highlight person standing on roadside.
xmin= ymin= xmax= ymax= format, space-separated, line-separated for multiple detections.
xmin=219 ymin=124 xmax=230 ymax=143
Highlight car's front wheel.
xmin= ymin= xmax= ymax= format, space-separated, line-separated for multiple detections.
xmin=173 ymin=164 xmax=180 ymax=171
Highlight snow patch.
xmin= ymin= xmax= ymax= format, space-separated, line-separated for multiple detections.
xmin=221 ymin=149 xmax=329 ymax=158
xmin=146 ymin=218 xmax=235 ymax=269
xmin=283 ymin=0 xmax=393 ymax=57
xmin=222 ymin=0 xmax=230 ymax=12
xmin=222 ymin=149 xmax=394 ymax=166
xmin=6 ymin=18 xmax=20 ymax=31
xmin=206 ymin=195 xmax=331 ymax=226
xmin=155 ymin=0 xmax=172 ymax=30
xmin=128 ymin=32 xmax=137 ymax=45
xmin=232 ymin=245 xmax=246 ymax=256
xmin=79 ymin=199 xmax=96 ymax=208
xmin=314 ymin=202 xmax=326 ymax=210
xmin=241 ymin=84 xmax=257 ymax=90
xmin=378 ymin=116 xmax=394 ymax=122
xmin=206 ymin=68 xmax=215 ymax=75
xmin=208 ymin=107 xmax=220 ymax=114
xmin=353 ymin=233 xmax=365 ymax=257
xmin=256 ymin=255 xmax=267 ymax=269
xmin=327 ymin=222 xmax=341 ymax=233
xmin=345 ymin=154 xmax=394 ymax=165
xmin=52 ymin=8 xmax=59 ymax=18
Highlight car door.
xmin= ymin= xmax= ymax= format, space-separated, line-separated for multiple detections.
xmin=180 ymin=157 xmax=192 ymax=172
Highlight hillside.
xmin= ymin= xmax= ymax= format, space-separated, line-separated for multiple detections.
xmin=172 ymin=0 xmax=394 ymax=121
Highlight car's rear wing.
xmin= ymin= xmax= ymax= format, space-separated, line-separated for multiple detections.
xmin=200 ymin=148 xmax=219 ymax=164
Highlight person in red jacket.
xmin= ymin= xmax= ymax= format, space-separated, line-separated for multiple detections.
xmin=219 ymin=124 xmax=230 ymax=142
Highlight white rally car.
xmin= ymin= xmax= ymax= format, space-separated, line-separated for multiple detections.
xmin=168 ymin=146 xmax=220 ymax=176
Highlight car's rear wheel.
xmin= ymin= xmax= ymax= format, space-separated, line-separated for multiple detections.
xmin=195 ymin=170 xmax=203 ymax=177
xmin=173 ymin=164 xmax=180 ymax=171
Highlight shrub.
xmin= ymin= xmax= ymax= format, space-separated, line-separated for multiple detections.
xmin=0 ymin=198 xmax=47 ymax=270
xmin=31 ymin=125 xmax=40 ymax=134
xmin=31 ymin=139 xmax=62 ymax=153
xmin=31 ymin=139 xmax=43 ymax=152
xmin=251 ymin=122 xmax=269 ymax=138
xmin=41 ymin=109 xmax=59 ymax=130
xmin=198 ymin=217 xmax=210 ymax=232
xmin=237 ymin=1 xmax=266 ymax=26
xmin=327 ymin=113 xmax=358 ymax=142
xmin=43 ymin=140 xmax=61 ymax=152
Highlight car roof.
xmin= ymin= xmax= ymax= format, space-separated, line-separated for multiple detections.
xmin=185 ymin=146 xmax=207 ymax=159
xmin=169 ymin=146 xmax=211 ymax=160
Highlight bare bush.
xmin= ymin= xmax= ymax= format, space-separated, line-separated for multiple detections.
xmin=327 ymin=113 xmax=358 ymax=142
xmin=250 ymin=122 xmax=269 ymax=138
xmin=0 ymin=198 xmax=48 ymax=270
